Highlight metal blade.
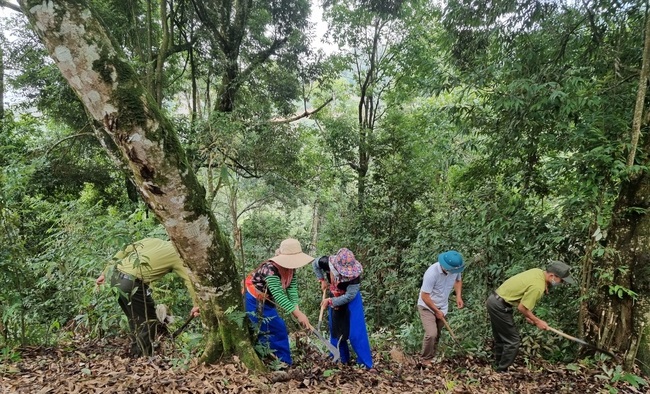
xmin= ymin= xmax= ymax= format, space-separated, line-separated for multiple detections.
xmin=311 ymin=329 xmax=340 ymax=362
xmin=547 ymin=326 xmax=617 ymax=359
xmin=172 ymin=315 xmax=195 ymax=338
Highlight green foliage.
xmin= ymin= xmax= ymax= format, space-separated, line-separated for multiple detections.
xmin=322 ymin=368 xmax=337 ymax=377
xmin=169 ymin=333 xmax=204 ymax=371
xmin=240 ymin=211 xmax=292 ymax=270
xmin=607 ymin=284 xmax=638 ymax=300
xmin=5 ymin=0 xmax=650 ymax=375
xmin=224 ymin=306 xmax=247 ymax=330
xmin=0 ymin=114 xmax=166 ymax=346
xmin=394 ymin=322 xmax=423 ymax=354
xmin=3 ymin=14 xmax=88 ymax=130
xmin=596 ymin=365 xmax=648 ymax=393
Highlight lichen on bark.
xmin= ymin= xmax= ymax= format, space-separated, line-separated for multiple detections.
xmin=19 ymin=0 xmax=264 ymax=369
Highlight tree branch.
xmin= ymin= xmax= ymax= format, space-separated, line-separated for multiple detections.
xmin=236 ymin=197 xmax=272 ymax=220
xmin=236 ymin=37 xmax=288 ymax=90
xmin=347 ymin=160 xmax=360 ymax=171
xmin=203 ymin=144 xmax=261 ymax=179
xmin=189 ymin=0 xmax=226 ymax=45
xmin=269 ymin=97 xmax=333 ymax=124
xmin=0 ymin=1 xmax=21 ymax=13
xmin=45 ymin=132 xmax=95 ymax=156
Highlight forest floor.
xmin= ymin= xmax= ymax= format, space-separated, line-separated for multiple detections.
xmin=0 ymin=332 xmax=647 ymax=394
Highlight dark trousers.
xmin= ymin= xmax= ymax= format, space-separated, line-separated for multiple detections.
xmin=486 ymin=293 xmax=520 ymax=371
xmin=111 ymin=272 xmax=165 ymax=357
xmin=328 ymin=292 xmax=373 ymax=369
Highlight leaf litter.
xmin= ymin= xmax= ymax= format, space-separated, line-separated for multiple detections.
xmin=0 ymin=333 xmax=647 ymax=393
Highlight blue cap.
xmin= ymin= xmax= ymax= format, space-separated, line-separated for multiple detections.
xmin=438 ymin=250 xmax=465 ymax=274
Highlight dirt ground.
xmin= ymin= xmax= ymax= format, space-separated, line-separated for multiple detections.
xmin=1 ymin=333 xmax=647 ymax=394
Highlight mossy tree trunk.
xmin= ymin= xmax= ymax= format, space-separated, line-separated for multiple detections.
xmin=586 ymin=12 xmax=650 ymax=372
xmin=586 ymin=175 xmax=650 ymax=371
xmin=18 ymin=0 xmax=263 ymax=369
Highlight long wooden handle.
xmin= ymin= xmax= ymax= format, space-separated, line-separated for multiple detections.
xmin=441 ymin=316 xmax=460 ymax=344
xmin=547 ymin=326 xmax=585 ymax=344
xmin=318 ymin=288 xmax=326 ymax=323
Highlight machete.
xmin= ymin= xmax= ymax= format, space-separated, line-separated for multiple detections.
xmin=547 ymin=326 xmax=617 ymax=359
xmin=311 ymin=288 xmax=341 ymax=362
xmin=311 ymin=328 xmax=341 ymax=362
xmin=172 ymin=315 xmax=196 ymax=339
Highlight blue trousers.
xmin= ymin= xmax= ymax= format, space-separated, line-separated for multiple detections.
xmin=328 ymin=292 xmax=373 ymax=368
xmin=245 ymin=292 xmax=292 ymax=364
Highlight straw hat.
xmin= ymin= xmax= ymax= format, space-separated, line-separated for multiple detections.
xmin=271 ymin=238 xmax=314 ymax=269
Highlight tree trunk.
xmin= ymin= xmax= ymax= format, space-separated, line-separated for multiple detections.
xmin=217 ymin=62 xmax=238 ymax=113
xmin=18 ymin=0 xmax=262 ymax=368
xmin=0 ymin=36 xmax=4 ymax=121
xmin=627 ymin=6 xmax=650 ymax=167
xmin=190 ymin=41 xmax=198 ymax=123
xmin=587 ymin=9 xmax=650 ymax=372
xmin=309 ymin=199 xmax=319 ymax=256
xmin=153 ymin=0 xmax=169 ymax=105
xmin=354 ymin=19 xmax=382 ymax=210
xmin=586 ymin=175 xmax=650 ymax=371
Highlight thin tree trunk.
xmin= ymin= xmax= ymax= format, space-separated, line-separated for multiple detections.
xmin=190 ymin=42 xmax=198 ymax=123
xmin=627 ymin=8 xmax=650 ymax=167
xmin=309 ymin=199 xmax=319 ymax=256
xmin=145 ymin=0 xmax=154 ymax=94
xmin=154 ymin=0 xmax=169 ymax=105
xmin=0 ymin=38 xmax=4 ymax=121
xmin=205 ymin=70 xmax=211 ymax=117
xmin=354 ymin=19 xmax=381 ymax=210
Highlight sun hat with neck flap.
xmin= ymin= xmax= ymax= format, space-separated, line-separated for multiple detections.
xmin=271 ymin=238 xmax=314 ymax=269
xmin=329 ymin=248 xmax=363 ymax=279
xmin=438 ymin=250 xmax=465 ymax=274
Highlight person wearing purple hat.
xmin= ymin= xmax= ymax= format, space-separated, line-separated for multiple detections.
xmin=486 ymin=260 xmax=575 ymax=372
xmin=417 ymin=250 xmax=465 ymax=366
xmin=313 ymin=248 xmax=374 ymax=370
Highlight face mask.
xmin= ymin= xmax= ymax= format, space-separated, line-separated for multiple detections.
xmin=550 ymin=278 xmax=560 ymax=287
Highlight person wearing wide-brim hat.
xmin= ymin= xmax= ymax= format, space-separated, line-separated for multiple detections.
xmin=417 ymin=250 xmax=466 ymax=366
xmin=244 ymin=238 xmax=314 ymax=365
xmin=486 ymin=260 xmax=575 ymax=372
xmin=313 ymin=248 xmax=374 ymax=370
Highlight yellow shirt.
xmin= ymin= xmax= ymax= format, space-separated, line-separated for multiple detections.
xmin=496 ymin=268 xmax=545 ymax=311
xmin=111 ymin=238 xmax=197 ymax=303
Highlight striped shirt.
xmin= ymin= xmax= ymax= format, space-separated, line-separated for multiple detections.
xmin=252 ymin=261 xmax=299 ymax=312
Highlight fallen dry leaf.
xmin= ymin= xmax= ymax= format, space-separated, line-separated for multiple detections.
xmin=0 ymin=335 xmax=646 ymax=393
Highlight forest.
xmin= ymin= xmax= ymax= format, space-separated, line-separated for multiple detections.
xmin=2 ymin=0 xmax=650 ymax=392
